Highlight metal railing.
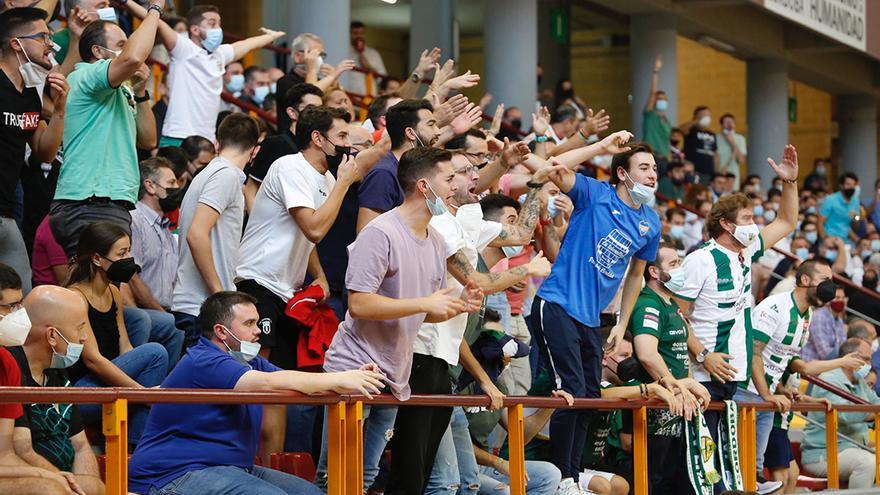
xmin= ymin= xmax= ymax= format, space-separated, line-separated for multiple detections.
xmin=2 ymin=387 xmax=880 ymax=495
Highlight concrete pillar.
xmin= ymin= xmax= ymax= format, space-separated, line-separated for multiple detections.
xmin=537 ymin=0 xmax=570 ymax=93
xmin=409 ymin=0 xmax=456 ymax=74
xmin=839 ymin=95 xmax=878 ymax=201
xmin=629 ymin=14 xmax=678 ymax=140
xmin=746 ymin=59 xmax=789 ymax=186
xmin=270 ymin=0 xmax=350 ymax=65
xmin=484 ymin=0 xmax=537 ymax=129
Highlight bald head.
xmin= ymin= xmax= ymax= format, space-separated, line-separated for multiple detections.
xmin=23 ymin=285 xmax=88 ymax=345
xmin=348 ymin=124 xmax=373 ymax=153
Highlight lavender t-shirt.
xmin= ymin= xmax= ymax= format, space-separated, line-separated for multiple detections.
xmin=323 ymin=208 xmax=447 ymax=400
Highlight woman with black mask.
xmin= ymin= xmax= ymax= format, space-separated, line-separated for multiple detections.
xmin=66 ymin=221 xmax=169 ymax=445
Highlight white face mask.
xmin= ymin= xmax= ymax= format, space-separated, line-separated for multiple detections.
xmin=14 ymin=40 xmax=56 ymax=88
xmin=663 ymin=267 xmax=686 ymax=293
xmin=731 ymin=222 xmax=761 ymax=248
xmin=872 ymin=339 xmax=879 ymax=353
xmin=96 ymin=7 xmax=117 ymax=22
xmin=624 ymin=171 xmax=656 ymax=206
xmin=0 ymin=308 xmax=31 ymax=347
xmin=699 ymin=116 xmax=712 ymax=128
xmin=221 ymin=326 xmax=261 ymax=364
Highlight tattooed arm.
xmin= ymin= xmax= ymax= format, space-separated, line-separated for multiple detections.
xmin=446 ymin=250 xmax=550 ymax=295
xmin=488 ymin=187 xmax=542 ymax=248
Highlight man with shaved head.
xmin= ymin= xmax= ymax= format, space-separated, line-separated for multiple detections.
xmin=6 ymin=285 xmax=105 ymax=494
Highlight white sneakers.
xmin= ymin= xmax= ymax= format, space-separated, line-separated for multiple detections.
xmin=555 ymin=478 xmax=584 ymax=495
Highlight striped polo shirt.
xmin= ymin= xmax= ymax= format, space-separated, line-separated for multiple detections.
xmin=745 ymin=290 xmax=811 ymax=395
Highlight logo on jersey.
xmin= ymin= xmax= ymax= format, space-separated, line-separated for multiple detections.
xmin=4 ymin=111 xmax=39 ymax=130
xmin=258 ymin=317 xmax=272 ymax=335
xmin=638 ymin=220 xmax=650 ymax=237
xmin=590 ymin=228 xmax=632 ymax=278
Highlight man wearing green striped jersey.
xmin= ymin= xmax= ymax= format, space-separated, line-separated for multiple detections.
xmin=672 ymin=145 xmax=801 ymax=493
xmin=740 ymin=259 xmax=863 ymax=481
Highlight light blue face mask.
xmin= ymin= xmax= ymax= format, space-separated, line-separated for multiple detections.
xmin=825 ymin=249 xmax=838 ymax=263
xmin=655 ymin=99 xmax=668 ymax=112
xmin=624 ymin=171 xmax=655 ymax=206
xmin=872 ymin=239 xmax=880 ymax=252
xmin=804 ymin=231 xmax=818 ymax=244
xmin=806 ymin=206 xmax=817 ymax=215
xmin=226 ymin=74 xmax=244 ymax=93
xmin=96 ymin=7 xmax=117 ymax=22
xmin=502 ymin=245 xmax=524 ymax=258
xmin=795 ymin=247 xmax=810 ymax=260
xmin=854 ymin=363 xmax=871 ymax=380
xmin=669 ymin=224 xmax=684 ymax=240
xmin=547 ymin=195 xmax=560 ymax=218
xmin=252 ymin=85 xmax=270 ymax=105
xmin=222 ymin=326 xmax=261 ymax=364
xmin=753 ymin=205 xmax=764 ymax=217
xmin=270 ymin=82 xmax=277 ymax=94
xmin=202 ymin=28 xmax=223 ymax=53
xmin=423 ymin=181 xmax=447 ymax=216
xmin=50 ymin=328 xmax=84 ymax=369
xmin=862 ymin=250 xmax=873 ymax=260
xmin=663 ymin=267 xmax=686 ymax=293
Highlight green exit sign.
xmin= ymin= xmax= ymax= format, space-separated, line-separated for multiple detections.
xmin=788 ymin=97 xmax=797 ymax=123
xmin=551 ymin=9 xmax=569 ymax=43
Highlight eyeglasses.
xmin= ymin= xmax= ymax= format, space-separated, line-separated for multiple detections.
xmin=18 ymin=32 xmax=53 ymax=46
xmin=463 ymin=151 xmax=489 ymax=164
xmin=454 ymin=164 xmax=476 ymax=176
xmin=296 ymin=49 xmax=328 ymax=59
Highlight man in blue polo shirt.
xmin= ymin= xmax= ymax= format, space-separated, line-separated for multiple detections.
xmin=528 ymin=132 xmax=661 ymax=494
xmin=128 ymin=291 xmax=385 ymax=495
xmin=820 ymin=171 xmax=860 ymax=240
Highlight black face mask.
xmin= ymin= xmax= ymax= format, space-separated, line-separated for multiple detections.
xmin=670 ymin=138 xmax=680 ymax=147
xmin=814 ymin=280 xmax=838 ymax=306
xmin=104 ymin=257 xmax=141 ymax=284
xmin=614 ymin=356 xmax=649 ymax=383
xmin=864 ymin=278 xmax=878 ymax=291
xmin=158 ymin=187 xmax=184 ymax=213
xmin=322 ymin=134 xmax=350 ymax=171
xmin=671 ymin=177 xmax=684 ymax=186
xmin=510 ymin=119 xmax=522 ymax=130
xmin=842 ymin=188 xmax=856 ymax=199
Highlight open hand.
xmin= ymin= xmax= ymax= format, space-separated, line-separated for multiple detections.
xmin=582 ymin=108 xmax=610 ymax=136
xmin=599 ymin=130 xmax=634 ymax=155
xmin=259 ymin=27 xmax=287 ymax=40
xmin=767 ymin=144 xmax=799 ymax=182
xmin=415 ymin=47 xmax=442 ymax=75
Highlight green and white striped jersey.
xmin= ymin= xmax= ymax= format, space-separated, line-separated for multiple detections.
xmin=745 ymin=291 xmax=811 ymax=395
xmin=674 ymin=235 xmax=764 ymax=383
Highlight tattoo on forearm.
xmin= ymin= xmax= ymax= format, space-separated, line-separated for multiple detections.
xmin=450 ymin=251 xmax=474 ymax=279
xmin=518 ymin=189 xmax=542 ymax=234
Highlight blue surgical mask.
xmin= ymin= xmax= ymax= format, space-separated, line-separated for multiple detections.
xmin=655 ymin=99 xmax=668 ymax=112
xmin=202 ymin=28 xmax=223 ymax=53
xmin=855 ymin=363 xmax=871 ymax=380
xmin=624 ymin=171 xmax=656 ymax=206
xmin=49 ymin=329 xmax=84 ymax=369
xmin=805 ymin=231 xmax=818 ymax=244
xmin=502 ymin=245 xmax=524 ymax=258
xmin=252 ymin=85 xmax=270 ymax=105
xmin=795 ymin=247 xmax=810 ymax=260
xmin=763 ymin=210 xmax=776 ymax=222
xmin=423 ymin=181 xmax=447 ymax=216
xmin=862 ymin=250 xmax=873 ymax=260
xmin=663 ymin=267 xmax=686 ymax=293
xmin=222 ymin=326 xmax=261 ymax=364
xmin=96 ymin=7 xmax=117 ymax=22
xmin=226 ymin=74 xmax=244 ymax=93
xmin=669 ymin=224 xmax=684 ymax=240
xmin=270 ymin=82 xmax=277 ymax=94
xmin=872 ymin=240 xmax=880 ymax=251
xmin=753 ymin=205 xmax=764 ymax=217
xmin=825 ymin=249 xmax=838 ymax=263
xmin=806 ymin=206 xmax=817 ymax=215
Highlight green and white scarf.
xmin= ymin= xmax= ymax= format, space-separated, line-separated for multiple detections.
xmin=685 ymin=400 xmax=742 ymax=494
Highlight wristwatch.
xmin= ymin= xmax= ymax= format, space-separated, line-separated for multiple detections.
xmin=695 ymin=349 xmax=709 ymax=364
xmin=147 ymin=3 xmax=163 ymax=15
xmin=410 ymin=71 xmax=423 ymax=83
xmin=526 ymin=180 xmax=544 ymax=189
xmin=134 ymin=90 xmax=150 ymax=103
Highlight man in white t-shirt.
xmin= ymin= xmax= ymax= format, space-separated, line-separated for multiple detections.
xmin=346 ymin=21 xmax=387 ymax=97
xmin=121 ymin=2 xmax=286 ymax=144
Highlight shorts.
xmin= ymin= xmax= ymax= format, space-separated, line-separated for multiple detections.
xmin=578 ymin=468 xmax=615 ymax=491
xmin=235 ymin=279 xmax=301 ymax=370
xmin=763 ymin=426 xmax=794 ymax=469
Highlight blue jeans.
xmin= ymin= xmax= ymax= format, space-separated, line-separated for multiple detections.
xmin=315 ymin=404 xmax=397 ymax=491
xmin=733 ymin=387 xmax=774 ymax=472
xmin=478 ymin=461 xmax=562 ymax=495
xmin=146 ymin=465 xmax=321 ymax=495
xmin=124 ymin=307 xmax=184 ymax=371
xmin=74 ymin=343 xmax=168 ymax=443
xmin=284 ymin=405 xmax=319 ymax=454
xmin=426 ymin=407 xmax=480 ymax=494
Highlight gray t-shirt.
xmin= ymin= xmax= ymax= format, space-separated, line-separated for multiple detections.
xmin=323 ymin=208 xmax=447 ymax=400
xmin=171 ymin=156 xmax=246 ymax=316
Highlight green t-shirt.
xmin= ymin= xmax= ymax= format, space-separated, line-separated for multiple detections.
xmin=56 ymin=59 xmax=141 ymax=205
xmin=657 ymin=176 xmax=685 ymax=202
xmin=53 ymin=28 xmax=70 ymax=63
xmin=630 ymin=287 xmax=690 ymax=380
xmin=642 ymin=109 xmax=671 ymax=158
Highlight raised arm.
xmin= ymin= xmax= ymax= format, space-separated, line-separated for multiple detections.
xmin=487 ymin=186 xmax=542 ymax=247
xmin=760 ymin=145 xmax=799 ymax=248
xmin=645 ymin=55 xmax=661 ymax=112
xmin=446 ymin=250 xmax=550 ymax=295
xmin=230 ymin=28 xmax=286 ymax=62
xmin=396 ymin=47 xmax=440 ymax=99
xmin=473 ymin=139 xmax=530 ymax=195
xmin=121 ymin=0 xmax=178 ymax=51
xmin=108 ymin=0 xmax=164 ymax=87
xmin=290 ymin=158 xmax=361 ymax=243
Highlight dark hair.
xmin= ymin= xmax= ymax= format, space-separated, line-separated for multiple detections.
xmin=0 ymin=263 xmax=22 ymax=291
xmin=667 ymin=160 xmax=684 ymax=170
xmin=65 ymin=221 xmax=128 ymax=286
xmin=480 ymin=193 xmax=521 ymax=221
xmin=719 ymin=113 xmax=735 ymax=125
xmin=0 ymin=7 xmax=48 ymax=55
xmin=216 ymin=113 xmax=260 ymax=152
xmin=282 ymin=83 xmax=323 ymax=113
xmin=163 ymin=15 xmax=185 ymax=30
xmin=367 ymin=94 xmax=397 ymax=128
xmin=795 ymin=258 xmax=831 ymax=286
xmin=79 ymin=20 xmax=112 ymax=62
xmin=386 ymin=99 xmax=434 ymax=149
xmin=839 ymin=172 xmax=859 ymax=185
xmin=644 ymin=246 xmax=676 ymax=283
xmin=706 ymin=193 xmax=751 ymax=239
xmin=665 ymin=207 xmax=686 ymax=222
xmin=181 ymin=135 xmax=215 ymax=162
xmin=138 ymin=156 xmax=175 ymax=199
xmin=445 ymin=128 xmax=486 ymax=151
xmin=397 ymin=146 xmax=452 ymax=195
xmin=243 ymin=65 xmax=266 ymax=83
xmin=215 ymin=110 xmax=232 ymax=136
xmin=839 ymin=337 xmax=866 ymax=358
xmin=692 ymin=106 xmax=709 ymax=117
xmin=199 ymin=291 xmax=258 ymax=338
xmin=155 ymin=146 xmax=189 ymax=180
xmin=710 ymin=172 xmax=726 ymax=183
xmin=550 ymin=104 xmax=577 ymax=124
xmin=609 ymin=143 xmax=654 ymax=185
xmin=483 ymin=308 xmax=501 ymax=324
xmin=186 ymin=5 xmax=219 ymax=28
xmin=350 ymin=20 xmax=365 ymax=29
xmin=294 ymin=105 xmax=351 ymax=150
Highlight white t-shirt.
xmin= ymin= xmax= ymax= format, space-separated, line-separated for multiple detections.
xmin=345 ymin=45 xmax=387 ymax=96
xmin=236 ymin=153 xmax=336 ymax=301
xmin=413 ymin=204 xmax=503 ymax=365
xmin=746 ymin=290 xmax=811 ymax=396
xmin=162 ymin=33 xmax=234 ymax=141
xmin=674 ymin=235 xmax=765 ymax=383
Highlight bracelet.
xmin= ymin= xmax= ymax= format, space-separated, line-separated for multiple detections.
xmin=134 ymin=90 xmax=150 ymax=103
xmin=782 ymin=178 xmax=797 ymax=184
xmin=526 ymin=180 xmax=544 ymax=189
xmin=147 ymin=4 xmax=162 ymax=15
xmin=535 ymin=135 xmax=549 ymax=143
xmin=578 ymin=129 xmax=589 ymax=141
xmin=640 ymin=383 xmax=648 ymax=399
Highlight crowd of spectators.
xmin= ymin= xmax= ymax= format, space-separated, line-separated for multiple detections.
xmin=1 ymin=2 xmax=880 ymax=495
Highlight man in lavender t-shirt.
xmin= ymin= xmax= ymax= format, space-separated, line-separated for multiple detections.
xmin=315 ymin=147 xmax=483 ymax=490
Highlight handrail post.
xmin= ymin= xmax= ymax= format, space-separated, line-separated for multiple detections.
xmin=507 ymin=404 xmax=526 ymax=495
xmin=742 ymin=407 xmax=757 ymax=492
xmin=875 ymin=413 xmax=880 ymax=487
xmin=633 ymin=405 xmax=648 ymax=495
xmin=826 ymin=409 xmax=839 ymax=489
xmin=103 ymin=398 xmax=127 ymax=495
xmin=345 ymin=401 xmax=364 ymax=495
xmin=327 ymin=401 xmax=346 ymax=495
